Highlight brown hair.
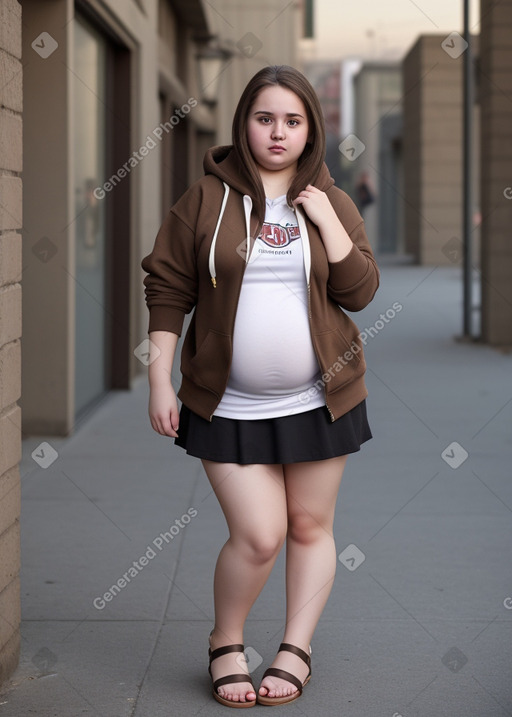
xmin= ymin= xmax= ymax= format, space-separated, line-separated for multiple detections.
xmin=232 ymin=65 xmax=326 ymax=221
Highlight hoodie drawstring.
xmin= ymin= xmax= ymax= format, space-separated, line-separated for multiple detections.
xmin=209 ymin=182 xmax=230 ymax=288
xmin=209 ymin=184 xmax=253 ymax=287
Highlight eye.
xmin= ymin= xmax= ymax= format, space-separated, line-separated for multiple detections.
xmin=287 ymin=119 xmax=299 ymax=127
xmin=259 ymin=117 xmax=272 ymax=124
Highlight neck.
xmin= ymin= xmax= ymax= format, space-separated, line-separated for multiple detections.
xmin=258 ymin=164 xmax=297 ymax=199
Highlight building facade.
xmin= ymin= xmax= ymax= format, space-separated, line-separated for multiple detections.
xmin=479 ymin=0 xmax=512 ymax=345
xmin=402 ymin=34 xmax=480 ymax=266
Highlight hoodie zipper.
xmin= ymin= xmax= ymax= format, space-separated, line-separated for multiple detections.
xmin=307 ymin=282 xmax=336 ymax=423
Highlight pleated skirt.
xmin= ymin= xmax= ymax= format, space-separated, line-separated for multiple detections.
xmin=174 ymin=400 xmax=372 ymax=465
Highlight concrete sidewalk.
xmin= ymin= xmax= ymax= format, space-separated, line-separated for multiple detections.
xmin=1 ymin=262 xmax=512 ymax=717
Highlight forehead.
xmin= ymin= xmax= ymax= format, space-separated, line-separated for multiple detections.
xmin=251 ymin=85 xmax=306 ymax=114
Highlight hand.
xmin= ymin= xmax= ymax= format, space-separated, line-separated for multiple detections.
xmin=293 ymin=185 xmax=353 ymax=262
xmin=148 ymin=382 xmax=180 ymax=437
xmin=293 ymin=185 xmax=339 ymax=230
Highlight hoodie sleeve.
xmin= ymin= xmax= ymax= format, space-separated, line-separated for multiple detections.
xmin=325 ymin=189 xmax=380 ymax=312
xmin=141 ymin=204 xmax=198 ymax=336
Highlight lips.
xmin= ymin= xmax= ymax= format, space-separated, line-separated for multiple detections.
xmin=269 ymin=145 xmax=285 ymax=152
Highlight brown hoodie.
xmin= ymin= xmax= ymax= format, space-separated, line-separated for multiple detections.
xmin=141 ymin=145 xmax=380 ymax=422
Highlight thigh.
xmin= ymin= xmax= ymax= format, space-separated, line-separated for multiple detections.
xmin=283 ymin=456 xmax=348 ymax=531
xmin=201 ymin=459 xmax=287 ymax=539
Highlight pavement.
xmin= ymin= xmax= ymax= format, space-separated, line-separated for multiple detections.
xmin=1 ymin=261 xmax=512 ymax=717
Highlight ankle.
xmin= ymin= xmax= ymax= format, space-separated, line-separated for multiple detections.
xmin=209 ymin=626 xmax=244 ymax=649
xmin=281 ymin=636 xmax=312 ymax=654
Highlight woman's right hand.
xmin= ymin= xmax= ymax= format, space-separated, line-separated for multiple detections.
xmin=148 ymin=382 xmax=180 ymax=437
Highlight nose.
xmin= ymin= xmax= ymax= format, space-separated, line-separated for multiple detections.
xmin=271 ymin=122 xmax=285 ymax=140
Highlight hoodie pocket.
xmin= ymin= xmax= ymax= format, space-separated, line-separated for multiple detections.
xmin=181 ymin=329 xmax=232 ymax=397
xmin=313 ymin=327 xmax=365 ymax=393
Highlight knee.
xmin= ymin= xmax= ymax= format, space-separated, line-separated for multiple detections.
xmin=287 ymin=513 xmax=331 ymax=545
xmin=241 ymin=531 xmax=286 ymax=564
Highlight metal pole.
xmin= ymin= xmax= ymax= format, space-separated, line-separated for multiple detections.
xmin=462 ymin=0 xmax=474 ymax=338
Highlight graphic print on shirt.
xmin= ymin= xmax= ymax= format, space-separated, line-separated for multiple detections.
xmin=259 ymin=222 xmax=301 ymax=248
xmin=255 ymin=222 xmax=301 ymax=259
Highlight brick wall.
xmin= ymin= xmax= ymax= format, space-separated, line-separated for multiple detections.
xmin=0 ymin=0 xmax=22 ymax=686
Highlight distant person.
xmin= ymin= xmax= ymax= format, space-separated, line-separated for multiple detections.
xmin=355 ymin=170 xmax=376 ymax=215
xmin=141 ymin=65 xmax=379 ymax=708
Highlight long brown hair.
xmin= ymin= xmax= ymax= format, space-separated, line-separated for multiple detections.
xmin=232 ymin=65 xmax=326 ymax=221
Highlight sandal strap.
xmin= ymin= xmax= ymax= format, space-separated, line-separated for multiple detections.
xmin=278 ymin=642 xmax=311 ymax=668
xmin=213 ymin=673 xmax=255 ymax=692
xmin=261 ymin=667 xmax=303 ymax=694
xmin=209 ymin=643 xmax=245 ymax=664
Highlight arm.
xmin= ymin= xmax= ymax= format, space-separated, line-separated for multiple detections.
xmin=147 ymin=330 xmax=180 ymax=438
xmin=294 ymin=184 xmax=379 ymax=311
xmin=294 ymin=184 xmax=352 ymax=262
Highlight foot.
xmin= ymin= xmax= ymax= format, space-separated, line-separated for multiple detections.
xmin=209 ymin=630 xmax=257 ymax=705
xmin=258 ymin=645 xmax=311 ymax=700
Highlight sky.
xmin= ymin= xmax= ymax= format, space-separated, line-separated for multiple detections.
xmin=313 ymin=0 xmax=481 ymax=61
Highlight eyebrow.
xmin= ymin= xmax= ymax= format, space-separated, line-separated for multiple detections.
xmin=253 ymin=110 xmax=305 ymax=118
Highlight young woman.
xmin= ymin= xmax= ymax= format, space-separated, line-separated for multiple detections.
xmin=141 ymin=65 xmax=379 ymax=708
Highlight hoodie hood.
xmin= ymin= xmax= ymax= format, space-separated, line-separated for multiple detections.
xmin=204 ymin=145 xmax=256 ymax=197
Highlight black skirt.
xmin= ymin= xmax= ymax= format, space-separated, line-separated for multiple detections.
xmin=174 ymin=401 xmax=372 ymax=464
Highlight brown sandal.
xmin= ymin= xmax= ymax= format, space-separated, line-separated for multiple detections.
xmin=257 ymin=642 xmax=312 ymax=706
xmin=208 ymin=634 xmax=257 ymax=708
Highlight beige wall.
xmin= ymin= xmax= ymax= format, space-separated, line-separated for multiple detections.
xmin=0 ymin=0 xmax=22 ymax=686
xmin=403 ymin=34 xmax=480 ymax=265
xmin=480 ymin=0 xmax=512 ymax=345
xmin=203 ymin=0 xmax=302 ymax=147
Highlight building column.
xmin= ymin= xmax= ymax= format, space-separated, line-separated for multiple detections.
xmin=0 ymin=0 xmax=22 ymax=686
xmin=480 ymin=0 xmax=512 ymax=344
xmin=21 ymin=0 xmax=75 ymax=433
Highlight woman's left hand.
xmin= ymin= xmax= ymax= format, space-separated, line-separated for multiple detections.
xmin=293 ymin=185 xmax=353 ymax=263
xmin=293 ymin=185 xmax=339 ymax=230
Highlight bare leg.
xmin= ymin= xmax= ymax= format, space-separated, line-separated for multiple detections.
xmin=259 ymin=455 xmax=347 ymax=699
xmin=202 ymin=459 xmax=287 ymax=704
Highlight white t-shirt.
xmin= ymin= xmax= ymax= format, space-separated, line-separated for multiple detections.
xmin=213 ymin=195 xmax=325 ymax=419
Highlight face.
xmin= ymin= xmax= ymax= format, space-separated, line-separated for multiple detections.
xmin=247 ymin=85 xmax=309 ymax=174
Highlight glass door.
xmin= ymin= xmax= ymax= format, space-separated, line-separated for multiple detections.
xmin=73 ymin=16 xmax=109 ymax=416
